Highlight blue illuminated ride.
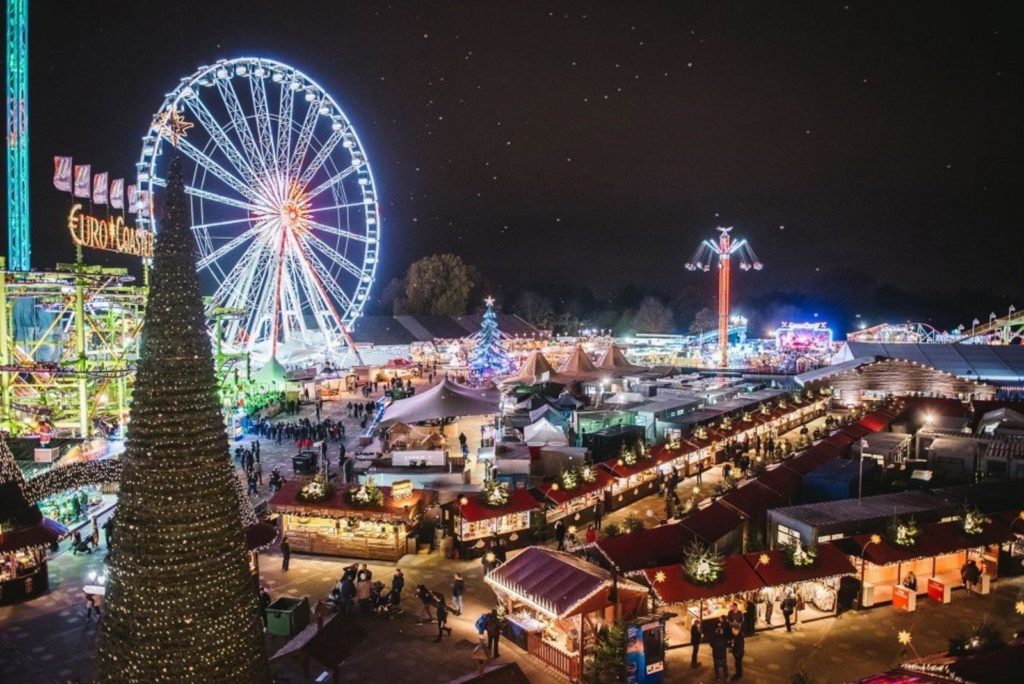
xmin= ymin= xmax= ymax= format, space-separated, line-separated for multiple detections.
xmin=138 ymin=58 xmax=380 ymax=365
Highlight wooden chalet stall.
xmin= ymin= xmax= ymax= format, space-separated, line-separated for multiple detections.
xmin=443 ymin=486 xmax=541 ymax=559
xmin=485 ymin=547 xmax=648 ymax=682
xmin=270 ymin=479 xmax=425 ymax=561
xmin=836 ymin=518 xmax=1012 ymax=608
xmin=743 ymin=543 xmax=856 ymax=626
xmin=598 ymin=443 xmax=684 ymax=511
xmin=643 ymin=555 xmax=764 ymax=646
xmin=532 ymin=465 xmax=614 ymax=530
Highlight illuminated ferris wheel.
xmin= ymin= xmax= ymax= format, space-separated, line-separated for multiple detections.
xmin=138 ymin=57 xmax=380 ymax=364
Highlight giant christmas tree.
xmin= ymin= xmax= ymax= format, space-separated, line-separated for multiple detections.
xmin=469 ymin=296 xmax=513 ymax=378
xmin=96 ymin=156 xmax=271 ymax=683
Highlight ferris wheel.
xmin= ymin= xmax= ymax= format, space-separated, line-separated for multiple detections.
xmin=138 ymin=57 xmax=379 ymax=364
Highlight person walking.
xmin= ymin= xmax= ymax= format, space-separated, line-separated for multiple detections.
xmin=391 ymin=569 xmax=405 ymax=600
xmin=554 ymin=519 xmax=567 ymax=551
xmin=416 ymin=584 xmax=434 ymax=623
xmin=710 ymin=621 xmax=729 ymax=680
xmin=731 ymin=623 xmax=745 ymax=680
xmin=434 ymin=593 xmax=453 ymax=641
xmin=781 ymin=591 xmax=796 ymax=632
xmin=485 ymin=608 xmax=501 ymax=658
xmin=280 ymin=537 xmax=291 ymax=571
xmin=255 ymin=461 xmax=263 ymax=485
xmin=594 ymin=500 xmax=603 ymax=530
xmin=452 ymin=573 xmax=465 ymax=616
xmin=690 ymin=617 xmax=703 ymax=668
xmin=258 ymin=586 xmax=271 ymax=627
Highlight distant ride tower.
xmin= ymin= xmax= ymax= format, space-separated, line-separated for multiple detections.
xmin=685 ymin=227 xmax=762 ymax=367
xmin=6 ymin=0 xmax=30 ymax=270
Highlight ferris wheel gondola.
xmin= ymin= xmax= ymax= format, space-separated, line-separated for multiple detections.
xmin=138 ymin=58 xmax=380 ymax=365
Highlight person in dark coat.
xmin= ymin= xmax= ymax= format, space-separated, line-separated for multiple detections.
xmin=710 ymin=621 xmax=729 ymax=680
xmin=280 ymin=537 xmax=291 ymax=571
xmin=391 ymin=569 xmax=405 ymax=598
xmin=485 ymin=608 xmax=502 ymax=658
xmin=690 ymin=617 xmax=703 ymax=668
xmin=554 ymin=520 xmax=567 ymax=551
xmin=434 ymin=593 xmax=453 ymax=641
xmin=258 ymin=586 xmax=272 ymax=626
xmin=731 ymin=626 xmax=745 ymax=679
xmin=781 ymin=592 xmax=797 ymax=632
xmin=452 ymin=573 xmax=465 ymax=615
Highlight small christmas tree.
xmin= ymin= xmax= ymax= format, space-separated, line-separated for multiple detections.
xmin=96 ymin=156 xmax=270 ymax=683
xmin=469 ymin=297 xmax=512 ymax=378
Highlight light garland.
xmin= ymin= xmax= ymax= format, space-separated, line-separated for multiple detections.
xmin=783 ymin=540 xmax=817 ymax=569
xmin=482 ymin=477 xmax=510 ymax=507
xmin=962 ymin=507 xmax=986 ymax=536
xmin=347 ymin=477 xmax=384 ymax=507
xmin=683 ymin=540 xmax=724 ymax=586
xmin=297 ymin=474 xmax=334 ymax=503
xmin=887 ymin=515 xmax=920 ymax=547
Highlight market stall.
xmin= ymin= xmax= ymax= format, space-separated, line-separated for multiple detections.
xmin=598 ymin=443 xmax=676 ymax=510
xmin=532 ymin=465 xmax=613 ymax=529
xmin=485 ymin=547 xmax=648 ymax=682
xmin=269 ymin=478 xmax=425 ymax=561
xmin=744 ymin=542 xmax=856 ymax=627
xmin=643 ymin=551 xmax=765 ymax=646
xmin=442 ymin=481 xmax=541 ymax=559
xmin=836 ymin=516 xmax=1011 ymax=608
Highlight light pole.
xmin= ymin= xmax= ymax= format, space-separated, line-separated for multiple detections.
xmin=859 ymin=534 xmax=881 ymax=608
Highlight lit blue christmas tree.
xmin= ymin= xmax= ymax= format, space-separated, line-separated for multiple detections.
xmin=470 ymin=297 xmax=512 ymax=378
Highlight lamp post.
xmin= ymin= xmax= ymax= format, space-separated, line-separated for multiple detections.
xmin=858 ymin=534 xmax=881 ymax=609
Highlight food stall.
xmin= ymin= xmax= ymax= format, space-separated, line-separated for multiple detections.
xmin=532 ymin=465 xmax=613 ymax=528
xmin=643 ymin=552 xmax=764 ymax=646
xmin=598 ymin=444 xmax=679 ymax=511
xmin=269 ymin=477 xmax=425 ymax=561
xmin=744 ymin=542 xmax=856 ymax=627
xmin=485 ymin=547 xmax=648 ymax=682
xmin=836 ymin=517 xmax=1011 ymax=608
xmin=442 ymin=480 xmax=541 ymax=559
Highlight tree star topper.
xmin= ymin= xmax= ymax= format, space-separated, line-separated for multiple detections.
xmin=156 ymin=105 xmax=194 ymax=147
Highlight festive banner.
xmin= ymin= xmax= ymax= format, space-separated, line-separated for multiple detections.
xmin=110 ymin=178 xmax=124 ymax=209
xmin=127 ymin=184 xmax=139 ymax=213
xmin=73 ymin=164 xmax=91 ymax=198
xmin=92 ymin=172 xmax=109 ymax=205
xmin=53 ymin=156 xmax=73 ymax=192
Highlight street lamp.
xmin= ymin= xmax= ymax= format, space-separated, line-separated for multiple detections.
xmin=858 ymin=534 xmax=882 ymax=606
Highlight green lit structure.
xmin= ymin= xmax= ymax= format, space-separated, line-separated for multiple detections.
xmin=6 ymin=0 xmax=30 ymax=270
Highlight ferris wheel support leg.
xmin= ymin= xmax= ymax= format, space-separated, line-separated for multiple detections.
xmin=340 ymin=323 xmax=363 ymax=367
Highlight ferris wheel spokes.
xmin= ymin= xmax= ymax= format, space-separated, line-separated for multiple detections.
xmin=180 ymin=96 xmax=261 ymax=187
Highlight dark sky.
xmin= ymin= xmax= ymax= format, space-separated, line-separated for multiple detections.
xmin=4 ymin=1 xmax=1022 ymax=314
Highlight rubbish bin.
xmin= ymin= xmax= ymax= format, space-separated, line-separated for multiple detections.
xmin=266 ymin=596 xmax=310 ymax=637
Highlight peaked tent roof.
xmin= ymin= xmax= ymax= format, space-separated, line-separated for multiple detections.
xmin=557 ymin=344 xmax=600 ymax=380
xmin=595 ymin=344 xmax=647 ymax=375
xmin=501 ymin=350 xmax=558 ymax=387
xmin=253 ymin=356 xmax=290 ymax=388
xmin=380 ymin=379 xmax=500 ymax=426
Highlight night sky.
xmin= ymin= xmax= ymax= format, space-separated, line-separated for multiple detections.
xmin=3 ymin=1 xmax=1022 ymax=327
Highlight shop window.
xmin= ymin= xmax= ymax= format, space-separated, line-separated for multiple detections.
xmin=777 ymin=524 xmax=801 ymax=548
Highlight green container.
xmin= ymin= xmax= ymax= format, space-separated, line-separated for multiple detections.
xmin=266 ymin=596 xmax=310 ymax=637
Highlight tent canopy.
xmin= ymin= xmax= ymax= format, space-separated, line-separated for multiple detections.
xmin=595 ymin=344 xmax=647 ymax=375
xmin=524 ymin=418 xmax=568 ymax=446
xmin=380 ymin=379 xmax=500 ymax=426
xmin=557 ymin=344 xmax=600 ymax=381
xmin=252 ymin=356 xmax=290 ymax=389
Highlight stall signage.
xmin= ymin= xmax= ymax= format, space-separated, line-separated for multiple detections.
xmin=67 ymin=203 xmax=155 ymax=258
xmin=927 ymin=578 xmax=950 ymax=604
xmin=892 ymin=585 xmax=916 ymax=612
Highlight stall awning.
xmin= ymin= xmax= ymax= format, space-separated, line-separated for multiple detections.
xmin=644 ymin=555 xmax=764 ymax=604
xmin=755 ymin=465 xmax=804 ymax=500
xmin=380 ymin=379 xmax=500 ymax=426
xmin=269 ymin=481 xmax=425 ymax=522
xmin=744 ymin=543 xmax=855 ymax=587
xmin=485 ymin=546 xmax=647 ymax=619
xmin=448 ymin=488 xmax=541 ymax=523
xmin=534 ymin=469 xmax=615 ymax=506
xmin=720 ymin=481 xmax=786 ymax=519
xmin=681 ymin=501 xmax=745 ymax=544
xmin=592 ymin=523 xmax=695 ymax=573
xmin=836 ymin=518 xmax=1014 ymax=567
xmin=598 ymin=443 xmax=685 ymax=479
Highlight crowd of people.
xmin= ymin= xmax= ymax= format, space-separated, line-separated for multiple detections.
xmin=691 ymin=604 xmax=747 ymax=680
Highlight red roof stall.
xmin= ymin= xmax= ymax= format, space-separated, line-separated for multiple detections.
xmin=533 ymin=468 xmax=614 ymax=527
xmin=486 ymin=547 xmax=648 ymax=682
xmin=680 ymin=501 xmax=745 ymax=552
xmin=443 ymin=488 xmax=541 ymax=559
xmin=599 ymin=444 xmax=683 ymax=510
xmin=590 ymin=523 xmax=696 ymax=574
xmin=270 ymin=480 xmax=426 ymax=561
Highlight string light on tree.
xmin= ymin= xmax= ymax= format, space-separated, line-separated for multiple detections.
xmin=95 ymin=155 xmax=271 ymax=683
xmin=468 ymin=297 xmax=513 ymax=378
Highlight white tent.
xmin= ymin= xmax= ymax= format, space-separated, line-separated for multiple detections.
xmin=524 ymin=417 xmax=568 ymax=446
xmin=604 ymin=391 xmax=645 ymax=406
xmin=380 ymin=379 xmax=500 ymax=426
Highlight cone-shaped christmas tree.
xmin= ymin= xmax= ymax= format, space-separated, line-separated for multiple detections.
xmin=469 ymin=296 xmax=512 ymax=378
xmin=97 ymin=156 xmax=271 ymax=683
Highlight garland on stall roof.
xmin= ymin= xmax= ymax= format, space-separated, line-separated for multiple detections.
xmin=483 ymin=477 xmax=510 ymax=507
xmin=782 ymin=540 xmax=818 ymax=569
xmin=559 ymin=464 xmax=597 ymax=491
xmin=618 ymin=442 xmax=650 ymax=468
xmin=962 ymin=507 xmax=986 ymax=536
xmin=886 ymin=515 xmax=920 ymax=548
xmin=297 ymin=474 xmax=335 ymax=503
xmin=683 ymin=539 xmax=724 ymax=587
xmin=347 ymin=477 xmax=384 ymax=507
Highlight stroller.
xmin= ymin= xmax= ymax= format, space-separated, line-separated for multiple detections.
xmin=372 ymin=585 xmax=404 ymax=620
